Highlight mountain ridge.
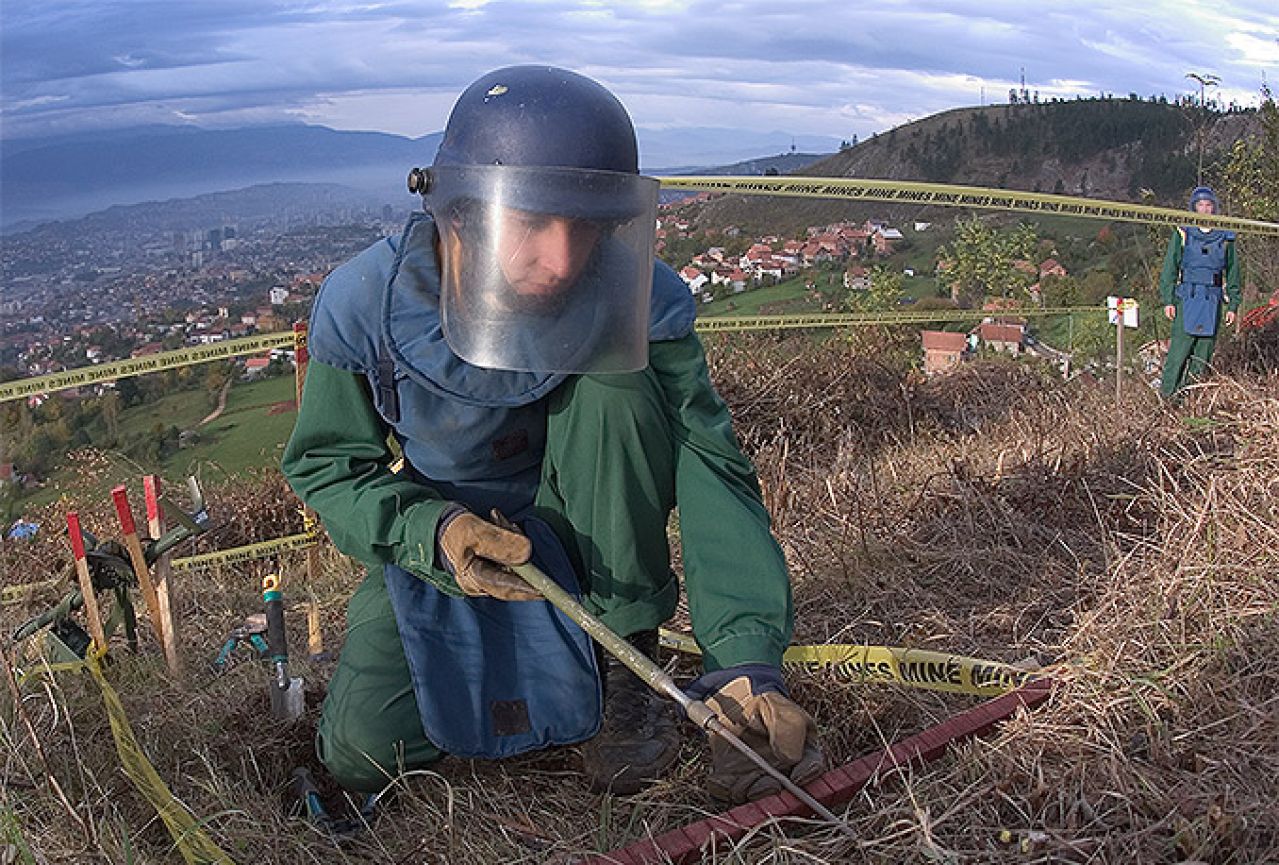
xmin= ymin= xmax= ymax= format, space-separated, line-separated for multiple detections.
xmin=685 ymin=99 xmax=1257 ymax=236
xmin=0 ymin=122 xmax=840 ymax=228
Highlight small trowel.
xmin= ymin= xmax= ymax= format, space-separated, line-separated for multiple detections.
xmin=263 ymin=573 xmax=305 ymax=720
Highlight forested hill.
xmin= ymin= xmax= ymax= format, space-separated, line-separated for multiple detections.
xmin=691 ymin=98 xmax=1256 ymax=236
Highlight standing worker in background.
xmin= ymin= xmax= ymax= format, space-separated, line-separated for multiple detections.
xmin=1160 ymin=186 xmax=1242 ymax=399
xmin=282 ymin=66 xmax=823 ymax=806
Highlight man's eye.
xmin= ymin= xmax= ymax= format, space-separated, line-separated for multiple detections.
xmin=508 ymin=213 xmax=548 ymax=230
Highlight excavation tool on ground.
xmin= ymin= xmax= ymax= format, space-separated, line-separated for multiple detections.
xmin=9 ymin=478 xmax=208 ymax=662
xmin=263 ymin=573 xmax=305 ymax=720
xmin=509 ymin=558 xmax=859 ymax=840
xmin=290 ymin=767 xmax=382 ymax=840
xmin=212 ymin=613 xmax=269 ymax=672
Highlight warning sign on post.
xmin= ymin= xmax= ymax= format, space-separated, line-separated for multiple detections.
xmin=1107 ymin=296 xmax=1139 ymax=329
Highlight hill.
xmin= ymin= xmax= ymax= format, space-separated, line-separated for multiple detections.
xmin=663 ymin=151 xmax=831 ymax=177
xmin=6 ymin=181 xmax=396 ymax=245
xmin=0 ymin=123 xmax=840 ymax=230
xmin=688 ymin=98 xmax=1255 ymax=237
xmin=0 ymin=124 xmax=442 ymax=229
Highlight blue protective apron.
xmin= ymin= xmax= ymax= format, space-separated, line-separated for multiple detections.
xmin=1176 ymin=227 xmax=1233 ymax=338
xmin=382 ymin=515 xmax=602 ymax=758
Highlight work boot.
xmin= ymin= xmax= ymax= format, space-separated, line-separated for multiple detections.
xmin=581 ymin=629 xmax=681 ymax=795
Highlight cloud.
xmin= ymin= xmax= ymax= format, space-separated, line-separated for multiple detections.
xmin=2 ymin=0 xmax=1275 ymax=142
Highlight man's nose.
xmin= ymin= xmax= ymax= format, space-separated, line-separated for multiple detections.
xmin=533 ymin=219 xmax=581 ymax=276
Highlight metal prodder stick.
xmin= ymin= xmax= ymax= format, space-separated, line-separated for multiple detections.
xmin=511 ymin=561 xmax=858 ymax=840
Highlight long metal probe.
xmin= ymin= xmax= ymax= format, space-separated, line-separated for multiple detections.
xmin=511 ymin=561 xmax=858 ymax=840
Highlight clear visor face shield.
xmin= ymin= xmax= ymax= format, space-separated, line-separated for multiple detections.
xmin=424 ymin=165 xmax=659 ymax=374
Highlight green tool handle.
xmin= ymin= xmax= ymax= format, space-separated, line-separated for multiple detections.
xmin=510 ymin=561 xmax=856 ymax=839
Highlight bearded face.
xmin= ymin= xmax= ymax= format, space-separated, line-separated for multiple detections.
xmin=446 ymin=203 xmax=604 ymax=316
xmin=428 ymin=166 xmax=658 ymax=374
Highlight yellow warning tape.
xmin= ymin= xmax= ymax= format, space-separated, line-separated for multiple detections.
xmin=21 ymin=650 xmax=236 ymax=864
xmin=659 ymin=629 xmax=1039 ymax=697
xmin=657 ymin=176 xmax=1279 ymax=237
xmin=170 ymin=529 xmax=322 ymax=574
xmin=694 ymin=305 xmax=1101 ymax=333
xmin=0 ymin=332 xmax=294 ymax=404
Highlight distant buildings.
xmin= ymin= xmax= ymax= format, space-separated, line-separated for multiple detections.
xmin=921 ymin=330 xmax=970 ymax=375
xmin=977 ymin=322 xmax=1027 ymax=355
xmin=922 ymin=318 xmax=1033 ymax=374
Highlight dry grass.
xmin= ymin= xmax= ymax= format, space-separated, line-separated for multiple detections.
xmin=3 ymin=334 xmax=1277 ymax=863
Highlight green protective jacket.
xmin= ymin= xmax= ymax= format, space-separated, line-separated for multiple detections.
xmin=1159 ymin=227 xmax=1242 ymax=311
xmin=283 ymin=335 xmax=793 ymax=671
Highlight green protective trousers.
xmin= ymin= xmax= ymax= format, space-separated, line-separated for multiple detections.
xmin=1160 ymin=301 xmax=1221 ymax=398
xmin=317 ymin=368 xmax=680 ymax=792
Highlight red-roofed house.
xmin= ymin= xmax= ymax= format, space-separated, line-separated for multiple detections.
xmin=1039 ymin=258 xmax=1067 ymax=278
xmin=679 ymin=266 xmax=709 ymax=293
xmin=844 ymin=265 xmax=870 ymax=291
xmin=978 ymin=322 xmax=1026 ymax=355
xmin=921 ymin=330 xmax=970 ymax=375
xmin=243 ymin=355 xmax=272 ymax=379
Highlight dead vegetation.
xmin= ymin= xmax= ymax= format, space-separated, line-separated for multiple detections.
xmin=3 ymin=333 xmax=1277 ymax=863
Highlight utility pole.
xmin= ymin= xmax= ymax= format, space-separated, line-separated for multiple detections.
xmin=1185 ymin=71 xmax=1220 ymax=185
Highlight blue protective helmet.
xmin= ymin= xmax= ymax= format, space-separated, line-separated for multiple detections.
xmin=416 ymin=66 xmax=660 ymax=375
xmin=1188 ymin=186 xmax=1219 ymax=212
xmin=432 ymin=66 xmax=639 ymax=174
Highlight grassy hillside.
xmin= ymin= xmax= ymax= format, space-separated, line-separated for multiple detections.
xmin=18 ymin=374 xmax=297 ymax=509
xmin=3 ymin=334 xmax=1276 ymax=863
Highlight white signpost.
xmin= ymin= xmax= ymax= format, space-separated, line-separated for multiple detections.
xmin=1107 ymin=297 xmax=1139 ymax=402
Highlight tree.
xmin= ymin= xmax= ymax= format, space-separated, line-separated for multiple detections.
xmin=936 ymin=218 xmax=1039 ymax=304
xmin=1216 ymin=85 xmax=1279 ymax=299
xmin=1040 ymin=274 xmax=1081 ymax=307
xmin=862 ymin=265 xmax=904 ymax=310
xmin=101 ymin=391 xmax=121 ymax=442
xmin=1080 ymin=270 xmax=1117 ymax=304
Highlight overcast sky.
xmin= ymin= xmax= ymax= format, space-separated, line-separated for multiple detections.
xmin=3 ymin=0 xmax=1277 ymax=144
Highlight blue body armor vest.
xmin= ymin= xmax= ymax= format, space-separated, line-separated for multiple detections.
xmin=1176 ymin=227 xmax=1234 ymax=338
xmin=307 ymin=213 xmax=696 ymax=757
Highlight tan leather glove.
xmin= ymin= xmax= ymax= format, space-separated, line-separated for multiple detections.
xmin=437 ymin=510 xmax=538 ymax=601
xmin=704 ymin=675 xmax=826 ymax=804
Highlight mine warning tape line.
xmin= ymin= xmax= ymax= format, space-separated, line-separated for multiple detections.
xmin=0 ymin=302 xmax=1101 ymax=401
xmin=657 ymin=176 xmax=1279 ymax=237
xmin=585 ymin=678 xmax=1055 ymax=864
xmin=1 ymin=578 xmax=60 ymax=604
xmin=659 ymin=629 xmax=1039 ymax=697
xmin=0 ymin=332 xmax=294 ymax=404
xmin=695 ymin=305 xmax=1102 ymax=333
xmin=170 ymin=529 xmax=322 ymax=574
xmin=21 ymin=652 xmax=236 ymax=864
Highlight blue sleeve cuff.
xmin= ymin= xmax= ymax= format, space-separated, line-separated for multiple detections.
xmin=687 ymin=663 xmax=786 ymax=701
xmin=433 ymin=503 xmax=469 ymax=575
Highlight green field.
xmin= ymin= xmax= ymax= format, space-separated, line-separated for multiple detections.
xmin=18 ymin=374 xmax=299 ymax=510
xmin=698 ymin=276 xmax=828 ymax=317
xmin=174 ymin=374 xmax=299 ymax=477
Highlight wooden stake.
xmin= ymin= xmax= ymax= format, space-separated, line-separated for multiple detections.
xmin=294 ymin=320 xmax=323 ymax=614
xmin=1115 ymin=303 xmax=1124 ymax=404
xmin=111 ymin=485 xmax=172 ymax=671
xmin=65 ymin=511 xmax=107 ymax=652
xmin=306 ymin=600 xmax=324 ymax=659
xmin=143 ymin=476 xmax=183 ymax=676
